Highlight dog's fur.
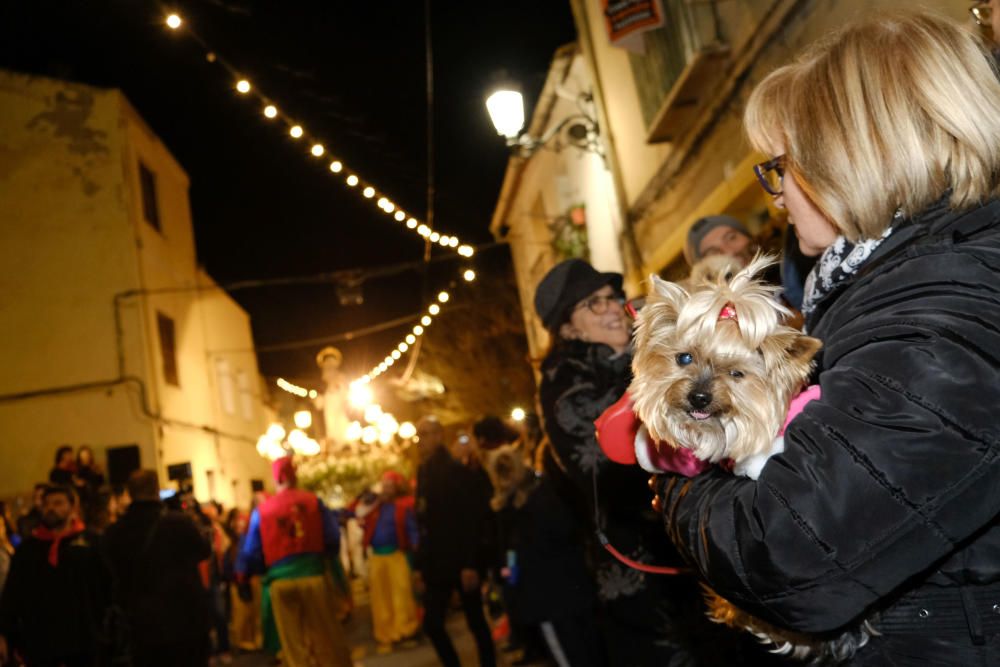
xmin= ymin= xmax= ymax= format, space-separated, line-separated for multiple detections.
xmin=630 ymin=256 xmax=875 ymax=664
xmin=632 ymin=255 xmax=821 ymax=467
xmin=482 ymin=444 xmax=537 ymax=511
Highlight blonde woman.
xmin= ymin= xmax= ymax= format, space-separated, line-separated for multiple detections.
xmin=653 ymin=10 xmax=1000 ymax=664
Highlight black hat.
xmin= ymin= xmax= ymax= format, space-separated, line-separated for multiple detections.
xmin=534 ymin=259 xmax=623 ymax=331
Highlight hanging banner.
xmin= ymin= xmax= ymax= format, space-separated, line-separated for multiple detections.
xmin=602 ymin=0 xmax=665 ymax=53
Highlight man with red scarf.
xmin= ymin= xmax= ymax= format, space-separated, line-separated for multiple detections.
xmin=236 ymin=456 xmax=351 ymax=667
xmin=0 ymin=485 xmax=108 ymax=667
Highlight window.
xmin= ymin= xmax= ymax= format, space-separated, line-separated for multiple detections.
xmin=215 ymin=358 xmax=236 ymax=415
xmin=627 ymin=7 xmax=687 ymax=129
xmin=237 ymin=370 xmax=255 ymax=421
xmin=156 ymin=312 xmax=179 ymax=386
xmin=139 ymin=162 xmax=161 ymax=232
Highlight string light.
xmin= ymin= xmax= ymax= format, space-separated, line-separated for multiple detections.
xmin=155 ymin=16 xmax=486 ymax=380
xmin=463 ymin=269 xmax=476 ymax=282
xmin=276 ymin=377 xmax=309 ymax=398
xmin=158 ymin=14 xmax=472 ymax=256
xmin=438 ymin=291 xmax=450 ymax=303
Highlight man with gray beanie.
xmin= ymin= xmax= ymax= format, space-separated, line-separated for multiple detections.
xmin=684 ymin=214 xmax=755 ymax=266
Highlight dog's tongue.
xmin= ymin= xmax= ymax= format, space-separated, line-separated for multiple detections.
xmin=689 ymin=411 xmax=712 ymax=421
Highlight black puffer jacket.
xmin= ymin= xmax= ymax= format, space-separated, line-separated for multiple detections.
xmin=657 ymin=200 xmax=1000 ymax=656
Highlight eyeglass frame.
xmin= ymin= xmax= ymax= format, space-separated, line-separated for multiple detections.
xmin=573 ymin=292 xmax=626 ymax=316
xmin=753 ymin=154 xmax=787 ymax=196
xmin=970 ymin=2 xmax=992 ymax=27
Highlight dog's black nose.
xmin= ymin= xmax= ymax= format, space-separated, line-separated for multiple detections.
xmin=688 ymin=390 xmax=712 ymax=409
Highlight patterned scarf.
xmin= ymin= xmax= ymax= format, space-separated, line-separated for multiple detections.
xmin=801 ymin=218 xmax=897 ymax=327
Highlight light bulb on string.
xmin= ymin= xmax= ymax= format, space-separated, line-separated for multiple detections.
xmin=329 ymin=161 xmax=343 ymax=173
xmin=428 ymin=304 xmax=441 ymax=315
xmin=463 ymin=269 xmax=476 ymax=282
xmin=438 ymin=291 xmax=450 ymax=303
xmin=346 ymin=174 xmax=359 ymax=187
xmin=394 ymin=211 xmax=405 ymax=222
xmin=264 ymin=105 xmax=278 ymax=119
xmin=363 ymin=186 xmax=375 ymax=198
xmin=458 ymin=245 xmax=474 ymax=257
xmin=398 ymin=342 xmax=408 ymax=353
xmin=448 ymin=237 xmax=459 ymax=248
xmin=236 ymin=79 xmax=251 ymax=94
xmin=311 ymin=144 xmax=325 ymax=157
xmin=166 ymin=13 xmax=183 ymax=29
xmin=429 ymin=232 xmax=440 ymax=243
xmin=407 ymin=218 xmax=418 ymax=229
xmin=413 ymin=325 xmax=424 ymax=336
xmin=290 ymin=125 xmax=304 ymax=139
xmin=377 ymin=197 xmax=388 ymax=209
xmin=391 ymin=350 xmax=401 ymax=360
xmin=421 ymin=315 xmax=432 ymax=326
xmin=438 ymin=236 xmax=450 ymax=247
xmin=406 ymin=334 xmax=416 ymax=344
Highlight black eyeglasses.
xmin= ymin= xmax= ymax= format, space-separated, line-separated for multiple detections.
xmin=575 ymin=294 xmax=626 ymax=316
xmin=971 ymin=2 xmax=992 ymax=27
xmin=753 ymin=154 xmax=786 ymax=196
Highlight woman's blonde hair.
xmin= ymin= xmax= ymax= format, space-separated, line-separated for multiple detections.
xmin=746 ymin=10 xmax=1000 ymax=240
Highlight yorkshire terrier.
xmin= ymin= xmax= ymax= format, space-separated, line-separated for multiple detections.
xmin=622 ymin=256 xmax=876 ymax=663
xmin=631 ymin=255 xmax=821 ymax=477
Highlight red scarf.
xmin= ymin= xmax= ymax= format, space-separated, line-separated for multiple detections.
xmin=32 ymin=517 xmax=86 ymax=567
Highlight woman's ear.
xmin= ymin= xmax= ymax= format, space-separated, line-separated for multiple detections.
xmin=560 ymin=321 xmax=581 ymax=341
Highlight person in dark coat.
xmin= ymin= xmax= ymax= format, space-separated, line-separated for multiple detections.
xmin=102 ymin=469 xmax=213 ymax=667
xmin=48 ymin=445 xmax=77 ymax=487
xmin=16 ymin=483 xmax=46 ymax=539
xmin=413 ymin=416 xmax=496 ymax=667
xmin=0 ymin=485 xmax=109 ymax=667
xmin=536 ymin=259 xmax=769 ymax=666
xmin=653 ymin=11 xmax=1000 ymax=665
xmin=484 ymin=444 xmax=605 ymax=667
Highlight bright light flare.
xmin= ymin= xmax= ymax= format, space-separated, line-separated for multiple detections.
xmin=511 ymin=407 xmax=526 ymax=422
xmin=463 ymin=269 xmax=476 ymax=282
xmin=165 ymin=13 xmax=183 ymax=29
xmin=293 ymin=410 xmax=313 ymax=429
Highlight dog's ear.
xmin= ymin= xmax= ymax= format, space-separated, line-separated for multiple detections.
xmin=761 ymin=330 xmax=822 ymax=383
xmin=786 ymin=334 xmax=822 ymax=364
xmin=644 ymin=275 xmax=687 ymax=324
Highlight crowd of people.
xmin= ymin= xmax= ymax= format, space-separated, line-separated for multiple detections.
xmin=0 ymin=448 xmax=269 ymax=667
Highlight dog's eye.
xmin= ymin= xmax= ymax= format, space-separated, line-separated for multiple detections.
xmin=729 ymin=370 xmax=744 ymax=378
xmin=676 ymin=352 xmax=693 ymax=366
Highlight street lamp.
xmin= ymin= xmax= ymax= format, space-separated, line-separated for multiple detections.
xmin=485 ymin=85 xmax=602 ymax=158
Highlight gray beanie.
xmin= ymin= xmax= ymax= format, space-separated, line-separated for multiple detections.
xmin=684 ymin=215 xmax=751 ymax=264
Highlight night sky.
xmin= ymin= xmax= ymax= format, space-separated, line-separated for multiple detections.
xmin=0 ymin=0 xmax=576 ymax=382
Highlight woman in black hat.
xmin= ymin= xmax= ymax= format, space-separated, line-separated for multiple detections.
xmin=533 ymin=259 xmax=694 ymax=666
